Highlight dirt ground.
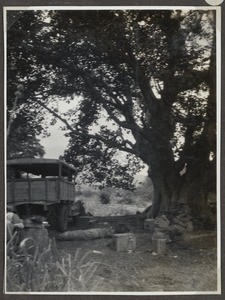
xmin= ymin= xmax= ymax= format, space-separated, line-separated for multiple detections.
xmin=50 ymin=227 xmax=218 ymax=293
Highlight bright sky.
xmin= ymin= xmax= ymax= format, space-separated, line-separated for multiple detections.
xmin=40 ymin=126 xmax=69 ymax=159
xmin=39 ymin=99 xmax=72 ymax=159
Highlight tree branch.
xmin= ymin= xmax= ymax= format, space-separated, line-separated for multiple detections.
xmin=75 ymin=68 xmax=146 ymax=137
xmin=32 ymin=97 xmax=137 ymax=155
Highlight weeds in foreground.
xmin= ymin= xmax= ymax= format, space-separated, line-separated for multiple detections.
xmin=6 ymin=237 xmax=114 ymax=292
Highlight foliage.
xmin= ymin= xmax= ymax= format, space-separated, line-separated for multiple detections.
xmin=7 ymin=79 xmax=47 ymax=159
xmin=7 ymin=117 xmax=45 ymax=159
xmin=64 ymin=136 xmax=143 ymax=189
xmin=7 ymin=9 xmax=216 ymax=217
xmin=99 ymin=191 xmax=111 ymax=205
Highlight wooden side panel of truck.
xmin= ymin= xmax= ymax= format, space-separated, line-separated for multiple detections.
xmin=7 ymin=178 xmax=75 ymax=205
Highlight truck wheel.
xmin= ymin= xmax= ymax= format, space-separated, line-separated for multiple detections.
xmin=58 ymin=205 xmax=68 ymax=232
xmin=46 ymin=205 xmax=58 ymax=230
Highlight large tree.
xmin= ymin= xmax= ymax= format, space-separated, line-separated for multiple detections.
xmin=7 ymin=9 xmax=217 ymax=220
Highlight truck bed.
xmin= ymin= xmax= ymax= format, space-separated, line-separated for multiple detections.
xmin=7 ymin=178 xmax=75 ymax=205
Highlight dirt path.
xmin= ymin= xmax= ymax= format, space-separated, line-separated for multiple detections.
xmin=52 ymin=230 xmax=218 ymax=292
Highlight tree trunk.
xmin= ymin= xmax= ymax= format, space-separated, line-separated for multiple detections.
xmin=145 ymin=155 xmax=216 ymax=231
xmin=146 ymin=169 xmax=181 ymax=218
xmin=144 ymin=138 xmax=216 ymax=223
xmin=145 ymin=145 xmax=181 ymax=218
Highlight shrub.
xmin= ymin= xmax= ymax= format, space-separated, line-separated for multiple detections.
xmin=81 ymin=189 xmax=95 ymax=198
xmin=123 ymin=196 xmax=134 ymax=204
xmin=115 ymin=190 xmax=135 ymax=205
xmin=99 ymin=192 xmax=111 ymax=204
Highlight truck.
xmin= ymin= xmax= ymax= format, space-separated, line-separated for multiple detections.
xmin=7 ymin=158 xmax=82 ymax=232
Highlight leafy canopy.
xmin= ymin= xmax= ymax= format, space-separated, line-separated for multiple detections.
xmin=7 ymin=10 xmax=215 ymax=188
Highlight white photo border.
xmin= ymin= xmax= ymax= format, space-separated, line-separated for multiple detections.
xmin=3 ymin=4 xmax=222 ymax=295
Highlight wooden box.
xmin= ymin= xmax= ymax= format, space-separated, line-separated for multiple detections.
xmin=112 ymin=233 xmax=136 ymax=252
xmin=152 ymin=238 xmax=167 ymax=254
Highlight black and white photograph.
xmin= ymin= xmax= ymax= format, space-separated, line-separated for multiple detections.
xmin=4 ymin=2 xmax=221 ymax=295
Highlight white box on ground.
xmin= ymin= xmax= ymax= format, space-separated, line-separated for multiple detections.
xmin=112 ymin=233 xmax=136 ymax=252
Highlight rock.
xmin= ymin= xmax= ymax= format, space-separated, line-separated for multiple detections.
xmin=152 ymin=215 xmax=171 ymax=241
xmin=168 ymin=205 xmax=194 ymax=242
xmin=154 ymin=215 xmax=170 ymax=232
xmin=168 ymin=224 xmax=185 ymax=242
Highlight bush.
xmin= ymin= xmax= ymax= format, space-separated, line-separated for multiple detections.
xmin=123 ymin=196 xmax=134 ymax=204
xmin=99 ymin=192 xmax=111 ymax=204
xmin=114 ymin=189 xmax=135 ymax=205
xmin=81 ymin=187 xmax=96 ymax=198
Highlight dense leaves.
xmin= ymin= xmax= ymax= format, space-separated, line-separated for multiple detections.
xmin=7 ymin=11 xmax=48 ymax=158
xmin=64 ymin=135 xmax=143 ymax=189
xmin=7 ymin=105 xmax=45 ymax=159
xmin=7 ymin=9 xmax=216 ymax=218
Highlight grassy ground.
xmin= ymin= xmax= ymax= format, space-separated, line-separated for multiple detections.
xmin=54 ymin=230 xmax=217 ymax=292
xmin=7 ymin=221 xmax=217 ymax=293
xmin=76 ymin=185 xmax=151 ymax=216
xmin=6 ymin=185 xmax=218 ymax=293
xmin=7 ymin=225 xmax=218 ymax=293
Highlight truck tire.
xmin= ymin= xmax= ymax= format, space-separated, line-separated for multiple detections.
xmin=58 ymin=204 xmax=68 ymax=232
xmin=46 ymin=205 xmax=58 ymax=230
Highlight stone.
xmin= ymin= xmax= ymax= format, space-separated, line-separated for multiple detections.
xmin=152 ymin=215 xmax=171 ymax=242
xmin=154 ymin=215 xmax=170 ymax=232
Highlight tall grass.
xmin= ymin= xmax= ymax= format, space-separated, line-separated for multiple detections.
xmin=6 ymin=236 xmax=112 ymax=292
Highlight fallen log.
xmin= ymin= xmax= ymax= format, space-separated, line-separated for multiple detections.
xmin=58 ymin=227 xmax=113 ymax=241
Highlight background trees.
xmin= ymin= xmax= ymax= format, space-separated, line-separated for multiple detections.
xmin=7 ymin=11 xmax=47 ymax=159
xmin=7 ymin=9 xmax=217 ymax=221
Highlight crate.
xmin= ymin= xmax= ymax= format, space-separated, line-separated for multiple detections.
xmin=112 ymin=233 xmax=136 ymax=252
xmin=152 ymin=238 xmax=167 ymax=254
